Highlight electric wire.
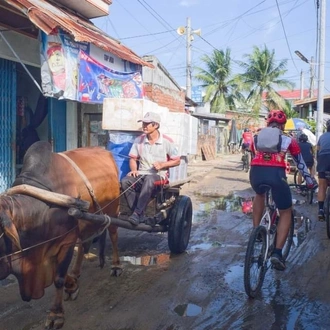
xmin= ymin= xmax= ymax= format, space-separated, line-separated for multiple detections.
xmin=275 ymin=0 xmax=299 ymax=73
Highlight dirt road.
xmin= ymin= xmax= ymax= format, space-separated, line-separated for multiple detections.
xmin=1 ymin=154 xmax=330 ymax=330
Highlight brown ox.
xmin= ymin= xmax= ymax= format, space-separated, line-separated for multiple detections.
xmin=0 ymin=141 xmax=121 ymax=329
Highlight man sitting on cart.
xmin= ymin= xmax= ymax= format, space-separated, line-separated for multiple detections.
xmin=121 ymin=112 xmax=181 ymax=225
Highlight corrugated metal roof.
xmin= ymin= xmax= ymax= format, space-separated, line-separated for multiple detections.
xmin=4 ymin=0 xmax=153 ymax=68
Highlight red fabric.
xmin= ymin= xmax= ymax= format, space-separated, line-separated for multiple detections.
xmin=154 ymin=178 xmax=169 ymax=186
xmin=242 ymin=132 xmax=253 ymax=144
xmin=251 ymin=135 xmax=301 ymax=168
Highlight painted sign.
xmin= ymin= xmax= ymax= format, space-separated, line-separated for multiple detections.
xmin=40 ymin=29 xmax=143 ymax=103
xmin=78 ymin=51 xmax=144 ymax=103
xmin=191 ymin=85 xmax=203 ymax=103
xmin=40 ymin=29 xmax=89 ymax=100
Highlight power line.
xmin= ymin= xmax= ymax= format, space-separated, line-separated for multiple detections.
xmin=119 ymin=29 xmax=175 ymax=40
xmin=204 ymin=0 xmax=301 ymax=37
xmin=275 ymin=0 xmax=300 ymax=73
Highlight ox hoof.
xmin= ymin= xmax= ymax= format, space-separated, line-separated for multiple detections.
xmin=64 ymin=288 xmax=80 ymax=301
xmin=45 ymin=313 xmax=64 ymax=329
xmin=111 ymin=266 xmax=123 ymax=277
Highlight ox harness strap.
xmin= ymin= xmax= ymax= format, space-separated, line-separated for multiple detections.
xmin=58 ymin=153 xmax=102 ymax=213
xmin=0 ymin=225 xmax=79 ymax=262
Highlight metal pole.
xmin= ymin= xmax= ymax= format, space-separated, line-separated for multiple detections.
xmin=310 ymin=56 xmax=314 ymax=98
xmin=300 ymin=70 xmax=304 ymax=100
xmin=186 ymin=17 xmax=192 ymax=99
xmin=316 ymin=0 xmax=326 ymax=142
xmin=309 ymin=56 xmax=314 ymax=119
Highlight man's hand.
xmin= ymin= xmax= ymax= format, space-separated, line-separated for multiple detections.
xmin=128 ymin=170 xmax=139 ymax=177
xmin=153 ymin=162 xmax=163 ymax=171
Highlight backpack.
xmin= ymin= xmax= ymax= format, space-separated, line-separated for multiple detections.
xmin=254 ymin=127 xmax=282 ymax=153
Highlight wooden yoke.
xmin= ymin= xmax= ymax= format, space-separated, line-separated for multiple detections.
xmin=5 ymin=184 xmax=90 ymax=211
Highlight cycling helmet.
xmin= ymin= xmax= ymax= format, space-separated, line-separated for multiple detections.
xmin=244 ymin=128 xmax=250 ymax=132
xmin=299 ymin=133 xmax=308 ymax=142
xmin=267 ymin=110 xmax=287 ymax=125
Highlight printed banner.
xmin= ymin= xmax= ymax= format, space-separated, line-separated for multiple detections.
xmin=78 ymin=51 xmax=144 ymax=103
xmin=40 ymin=29 xmax=143 ymax=103
xmin=40 ymin=29 xmax=89 ymax=100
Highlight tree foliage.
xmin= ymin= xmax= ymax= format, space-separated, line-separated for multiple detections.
xmin=195 ymin=48 xmax=245 ymax=113
xmin=237 ymin=45 xmax=294 ymax=115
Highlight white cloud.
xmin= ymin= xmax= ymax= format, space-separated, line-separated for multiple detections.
xmin=179 ymin=0 xmax=200 ymax=7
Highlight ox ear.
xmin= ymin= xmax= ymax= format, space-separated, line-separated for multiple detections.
xmin=0 ymin=212 xmax=22 ymax=251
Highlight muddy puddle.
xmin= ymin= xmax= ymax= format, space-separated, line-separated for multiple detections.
xmin=120 ymin=253 xmax=170 ymax=266
xmin=193 ymin=193 xmax=253 ymax=222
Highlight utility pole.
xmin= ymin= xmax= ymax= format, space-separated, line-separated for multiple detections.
xmin=300 ymin=70 xmax=304 ymax=100
xmin=316 ymin=0 xmax=326 ymax=142
xmin=310 ymin=56 xmax=314 ymax=98
xmin=177 ymin=18 xmax=201 ymax=100
xmin=186 ymin=17 xmax=192 ymax=99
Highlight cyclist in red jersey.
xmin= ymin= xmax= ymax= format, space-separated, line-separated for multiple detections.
xmin=240 ymin=128 xmax=253 ymax=153
xmin=249 ymin=110 xmax=317 ymax=271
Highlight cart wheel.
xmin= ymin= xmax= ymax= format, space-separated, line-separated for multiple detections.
xmin=168 ymin=195 xmax=193 ymax=254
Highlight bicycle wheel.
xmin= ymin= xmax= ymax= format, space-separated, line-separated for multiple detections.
xmin=305 ymin=188 xmax=314 ymax=205
xmin=244 ymin=226 xmax=267 ymax=298
xmin=281 ymin=211 xmax=295 ymax=261
xmin=242 ymin=154 xmax=246 ymax=171
xmin=294 ymin=169 xmax=305 ymax=187
xmin=325 ymin=188 xmax=330 ymax=239
xmin=245 ymin=153 xmax=250 ymax=173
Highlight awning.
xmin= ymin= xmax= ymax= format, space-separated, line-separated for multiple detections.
xmin=4 ymin=0 xmax=153 ymax=68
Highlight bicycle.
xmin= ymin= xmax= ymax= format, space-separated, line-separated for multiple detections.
xmin=242 ymin=149 xmax=251 ymax=173
xmin=293 ymin=168 xmax=305 ymax=187
xmin=244 ymin=185 xmax=294 ymax=298
xmin=291 ymin=173 xmax=314 ymax=205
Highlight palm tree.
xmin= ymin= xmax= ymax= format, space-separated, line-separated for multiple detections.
xmin=195 ymin=48 xmax=244 ymax=113
xmin=238 ymin=45 xmax=294 ymax=115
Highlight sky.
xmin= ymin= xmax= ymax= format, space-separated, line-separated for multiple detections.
xmin=93 ymin=0 xmax=330 ymax=98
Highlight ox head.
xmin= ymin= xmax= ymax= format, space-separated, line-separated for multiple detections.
xmin=0 ymin=212 xmax=22 ymax=251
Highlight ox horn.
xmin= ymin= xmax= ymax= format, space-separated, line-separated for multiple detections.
xmin=0 ymin=213 xmax=22 ymax=251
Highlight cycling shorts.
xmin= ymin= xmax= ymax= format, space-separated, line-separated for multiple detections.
xmin=242 ymin=143 xmax=250 ymax=150
xmin=317 ymin=154 xmax=330 ymax=178
xmin=250 ymin=165 xmax=292 ymax=210
xmin=305 ymin=161 xmax=314 ymax=169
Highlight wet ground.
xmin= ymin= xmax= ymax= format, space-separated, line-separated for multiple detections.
xmin=1 ymin=154 xmax=330 ymax=330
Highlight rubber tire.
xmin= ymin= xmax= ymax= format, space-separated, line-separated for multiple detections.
xmin=168 ymin=195 xmax=193 ymax=254
xmin=280 ymin=211 xmax=295 ymax=261
xmin=325 ymin=189 xmax=330 ymax=239
xmin=242 ymin=154 xmax=247 ymax=171
xmin=294 ymin=169 xmax=305 ymax=187
xmin=305 ymin=188 xmax=314 ymax=205
xmin=245 ymin=153 xmax=250 ymax=173
xmin=244 ymin=226 xmax=267 ymax=298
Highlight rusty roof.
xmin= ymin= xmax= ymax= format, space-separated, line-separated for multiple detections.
xmin=4 ymin=0 xmax=153 ymax=68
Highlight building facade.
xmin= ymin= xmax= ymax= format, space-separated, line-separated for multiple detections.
xmin=0 ymin=0 xmax=151 ymax=192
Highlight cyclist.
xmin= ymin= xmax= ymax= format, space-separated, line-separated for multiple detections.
xmin=316 ymin=119 xmax=330 ymax=220
xmin=250 ymin=110 xmax=317 ymax=271
xmin=297 ymin=133 xmax=315 ymax=188
xmin=240 ymin=128 xmax=253 ymax=154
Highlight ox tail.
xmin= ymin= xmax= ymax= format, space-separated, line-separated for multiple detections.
xmin=98 ymin=230 xmax=107 ymax=269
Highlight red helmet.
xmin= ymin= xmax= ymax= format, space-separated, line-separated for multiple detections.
xmin=267 ymin=110 xmax=287 ymax=125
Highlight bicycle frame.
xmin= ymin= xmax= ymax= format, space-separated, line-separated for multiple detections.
xmin=259 ymin=191 xmax=278 ymax=265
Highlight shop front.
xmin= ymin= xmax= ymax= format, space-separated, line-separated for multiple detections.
xmin=0 ymin=0 xmax=152 ymax=192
